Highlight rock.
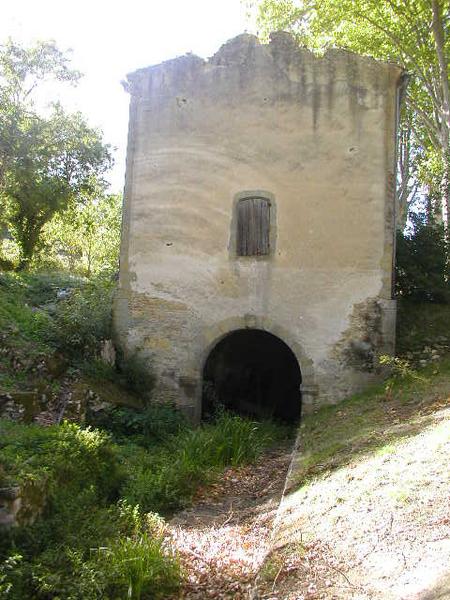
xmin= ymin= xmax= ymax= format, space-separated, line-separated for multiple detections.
xmin=0 ymin=486 xmax=20 ymax=501
xmin=0 ymin=391 xmax=40 ymax=422
xmin=45 ymin=353 xmax=67 ymax=378
xmin=61 ymin=383 xmax=89 ymax=423
xmin=56 ymin=288 xmax=72 ymax=301
xmin=0 ymin=508 xmax=15 ymax=527
xmin=100 ymin=339 xmax=116 ymax=366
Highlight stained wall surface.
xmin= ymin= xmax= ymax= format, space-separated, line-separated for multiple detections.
xmin=114 ymin=32 xmax=402 ymax=420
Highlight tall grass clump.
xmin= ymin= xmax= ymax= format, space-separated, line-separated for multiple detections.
xmin=121 ymin=411 xmax=290 ymax=514
xmin=179 ymin=410 xmax=281 ymax=467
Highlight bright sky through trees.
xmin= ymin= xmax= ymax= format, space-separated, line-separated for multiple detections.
xmin=1 ymin=0 xmax=251 ymax=191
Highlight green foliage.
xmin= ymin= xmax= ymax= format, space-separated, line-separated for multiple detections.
xmin=0 ymin=421 xmax=180 ymax=599
xmin=0 ymin=271 xmax=116 ymax=395
xmin=0 ymin=419 xmax=119 ymax=492
xmin=0 ymin=39 xmax=112 ymax=268
xmin=1 ymin=106 xmax=112 ymax=268
xmin=0 ymin=272 xmax=54 ymax=358
xmin=0 ymin=411 xmax=286 ymax=598
xmin=89 ymin=403 xmax=187 ymax=446
xmin=44 ymin=278 xmax=114 ymax=359
xmin=379 ymin=354 xmax=419 ymax=380
xmin=38 ymin=192 xmax=122 ymax=277
xmin=84 ymin=351 xmax=157 ymax=402
xmin=396 ymin=299 xmax=450 ymax=356
xmin=396 ymin=219 xmax=449 ymax=303
xmin=120 ymin=411 xmax=288 ymax=514
xmin=253 ymin=0 xmax=450 ymax=222
xmin=92 ymin=515 xmax=180 ymax=600
xmin=116 ymin=352 xmax=156 ymax=400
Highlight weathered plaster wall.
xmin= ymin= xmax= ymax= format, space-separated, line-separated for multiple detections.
xmin=114 ymin=32 xmax=402 ymax=420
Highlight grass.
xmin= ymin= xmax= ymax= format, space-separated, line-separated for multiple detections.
xmin=291 ymin=355 xmax=450 ymax=489
xmin=1 ymin=270 xmax=449 ymax=597
xmin=120 ymin=411 xmax=290 ymax=514
xmin=0 ymin=410 xmax=287 ymax=599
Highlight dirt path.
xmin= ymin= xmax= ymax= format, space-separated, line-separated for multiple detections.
xmin=167 ymin=443 xmax=294 ymax=599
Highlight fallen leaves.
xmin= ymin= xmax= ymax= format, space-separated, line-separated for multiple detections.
xmin=167 ymin=446 xmax=293 ymax=599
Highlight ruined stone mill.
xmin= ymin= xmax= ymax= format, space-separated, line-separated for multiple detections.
xmin=113 ymin=32 xmax=402 ymax=422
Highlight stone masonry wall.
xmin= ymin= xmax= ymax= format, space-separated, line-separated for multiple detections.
xmin=114 ymin=32 xmax=402 ymax=420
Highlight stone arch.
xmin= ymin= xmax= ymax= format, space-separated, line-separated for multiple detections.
xmin=188 ymin=315 xmax=317 ymax=420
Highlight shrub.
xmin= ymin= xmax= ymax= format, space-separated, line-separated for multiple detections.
xmin=44 ymin=278 xmax=114 ymax=359
xmin=116 ymin=351 xmax=156 ymax=400
xmin=0 ymin=420 xmax=121 ymax=500
xmin=0 ymin=422 xmax=181 ymax=599
xmin=21 ymin=271 xmax=85 ymax=306
xmin=120 ymin=411 xmax=289 ymax=514
xmin=396 ymin=219 xmax=449 ymax=303
xmin=0 ymin=272 xmax=52 ymax=347
xmin=88 ymin=403 xmax=187 ymax=447
xmin=0 ymin=409 xmax=288 ymax=598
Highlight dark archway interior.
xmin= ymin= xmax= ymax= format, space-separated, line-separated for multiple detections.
xmin=202 ymin=329 xmax=302 ymax=422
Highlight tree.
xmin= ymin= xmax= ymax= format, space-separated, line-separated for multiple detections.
xmin=0 ymin=40 xmax=111 ymax=268
xmin=39 ymin=192 xmax=122 ymax=277
xmin=0 ymin=39 xmax=80 ymax=186
xmin=396 ymin=215 xmax=449 ymax=302
xmin=253 ymin=0 xmax=450 ymax=228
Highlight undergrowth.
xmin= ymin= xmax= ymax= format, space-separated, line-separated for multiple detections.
xmin=0 ymin=410 xmax=286 ymax=598
xmin=396 ymin=299 xmax=450 ymax=356
xmin=119 ymin=410 xmax=289 ymax=514
xmin=0 ymin=271 xmax=113 ymax=391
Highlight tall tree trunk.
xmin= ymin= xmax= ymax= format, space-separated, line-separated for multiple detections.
xmin=431 ymin=0 xmax=450 ymax=230
xmin=441 ymin=149 xmax=450 ymax=227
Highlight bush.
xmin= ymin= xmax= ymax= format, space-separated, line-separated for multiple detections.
xmin=116 ymin=352 xmax=156 ymax=399
xmin=0 ymin=422 xmax=181 ymax=599
xmin=0 ymin=420 xmax=121 ymax=500
xmin=120 ymin=411 xmax=289 ymax=514
xmin=21 ymin=271 xmax=85 ymax=306
xmin=396 ymin=219 xmax=449 ymax=303
xmin=89 ymin=403 xmax=187 ymax=447
xmin=0 ymin=411 xmax=288 ymax=598
xmin=44 ymin=278 xmax=114 ymax=359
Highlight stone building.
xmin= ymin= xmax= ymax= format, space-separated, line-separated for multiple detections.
xmin=114 ymin=32 xmax=403 ymax=421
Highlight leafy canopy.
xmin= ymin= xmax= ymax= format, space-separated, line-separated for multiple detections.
xmin=0 ymin=39 xmax=112 ymax=268
xmin=253 ymin=0 xmax=450 ymax=224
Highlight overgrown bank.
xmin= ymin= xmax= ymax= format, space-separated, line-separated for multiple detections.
xmin=0 ymin=411 xmax=287 ymax=599
xmin=0 ymin=271 xmax=290 ymax=598
xmin=1 ymin=270 xmax=449 ymax=599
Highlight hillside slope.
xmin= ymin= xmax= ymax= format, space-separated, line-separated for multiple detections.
xmin=258 ymin=358 xmax=450 ymax=599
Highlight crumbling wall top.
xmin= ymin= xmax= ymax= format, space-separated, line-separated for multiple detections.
xmin=125 ymin=31 xmax=403 ymax=99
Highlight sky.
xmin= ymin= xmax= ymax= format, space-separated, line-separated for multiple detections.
xmin=0 ymin=0 xmax=255 ymax=191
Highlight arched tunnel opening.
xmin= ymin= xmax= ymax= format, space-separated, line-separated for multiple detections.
xmin=202 ymin=329 xmax=302 ymax=422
